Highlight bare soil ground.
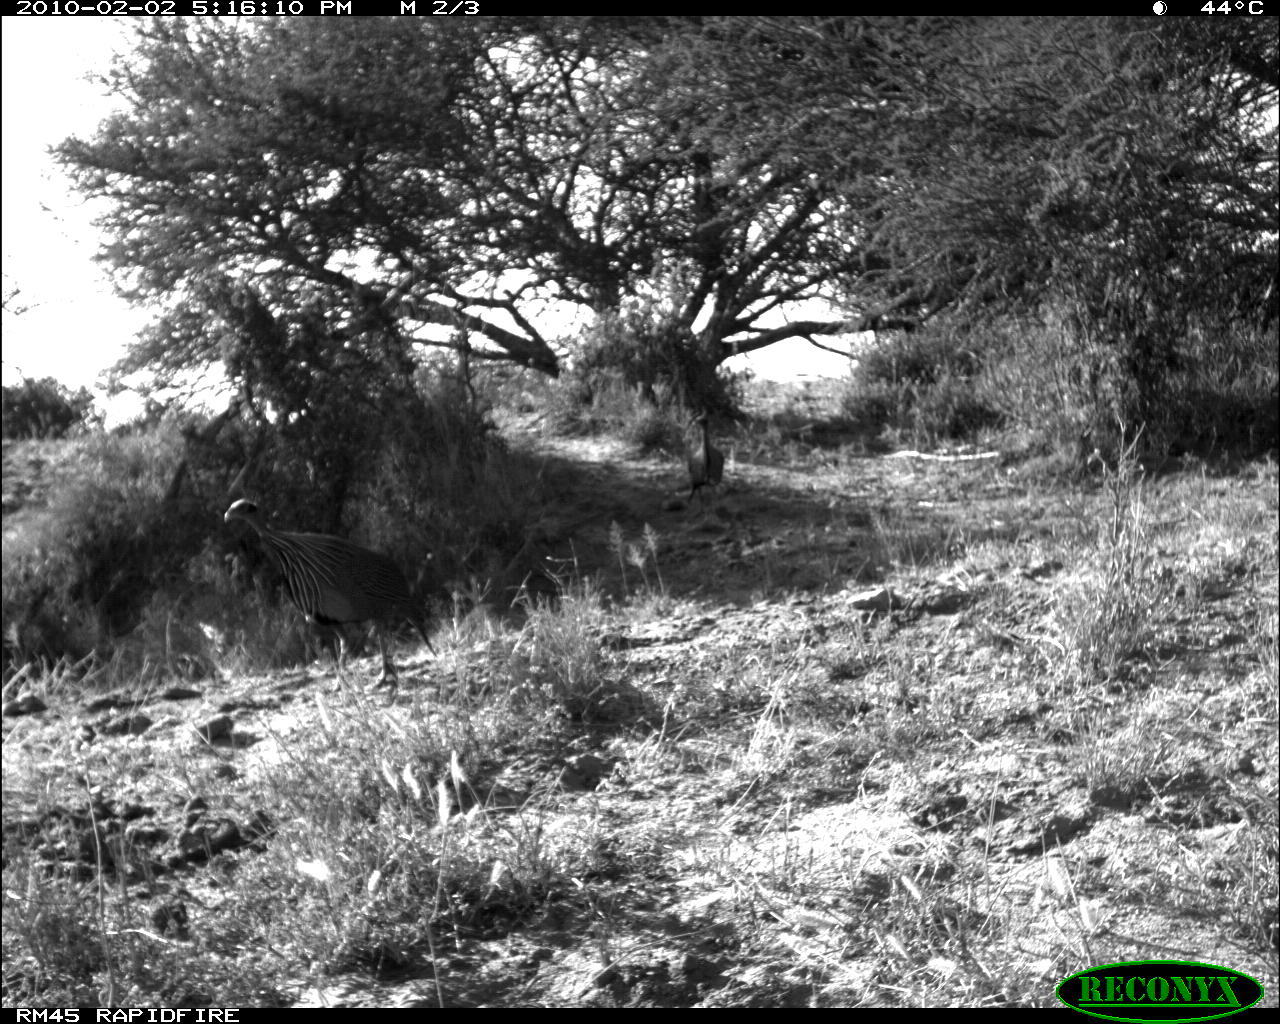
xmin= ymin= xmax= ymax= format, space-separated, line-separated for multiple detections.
xmin=4 ymin=408 xmax=1277 ymax=1008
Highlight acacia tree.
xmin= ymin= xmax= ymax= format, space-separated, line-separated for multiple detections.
xmin=59 ymin=17 xmax=932 ymax=413
xmin=895 ymin=17 xmax=1278 ymax=422
xmin=62 ymin=19 xmax=536 ymax=385
xmin=60 ymin=17 xmax=1274 ymax=429
xmin=680 ymin=17 xmax=1277 ymax=427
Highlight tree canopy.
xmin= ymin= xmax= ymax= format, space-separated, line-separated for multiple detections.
xmin=58 ymin=16 xmax=1277 ymax=414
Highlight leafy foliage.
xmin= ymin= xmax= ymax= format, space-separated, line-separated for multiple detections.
xmin=47 ymin=17 xmax=1277 ymax=461
xmin=3 ymin=428 xmax=191 ymax=669
xmin=841 ymin=327 xmax=1003 ymax=447
xmin=2 ymin=377 xmax=101 ymax=440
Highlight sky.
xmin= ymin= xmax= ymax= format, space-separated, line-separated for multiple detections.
xmin=1 ymin=18 xmax=859 ymax=425
xmin=1 ymin=18 xmax=147 ymax=418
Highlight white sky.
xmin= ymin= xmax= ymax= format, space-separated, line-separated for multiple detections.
xmin=1 ymin=18 xmax=857 ymax=425
xmin=1 ymin=18 xmax=147 ymax=415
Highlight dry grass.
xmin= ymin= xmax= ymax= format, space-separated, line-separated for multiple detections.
xmin=4 ymin=386 xmax=1277 ymax=1008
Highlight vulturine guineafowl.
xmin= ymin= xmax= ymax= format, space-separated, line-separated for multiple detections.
xmin=687 ymin=413 xmax=724 ymax=509
xmin=224 ymin=499 xmax=431 ymax=694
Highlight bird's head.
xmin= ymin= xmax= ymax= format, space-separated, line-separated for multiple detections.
xmin=224 ymin=499 xmax=262 ymax=527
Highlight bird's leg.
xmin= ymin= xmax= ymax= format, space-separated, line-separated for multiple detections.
xmin=336 ymin=630 xmax=349 ymax=675
xmin=326 ymin=627 xmax=351 ymax=695
xmin=372 ymin=628 xmax=399 ymax=700
xmin=415 ymin=612 xmax=436 ymax=655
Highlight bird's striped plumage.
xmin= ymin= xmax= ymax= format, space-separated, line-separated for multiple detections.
xmin=225 ymin=499 xmax=429 ymax=690
xmin=262 ymin=529 xmax=410 ymax=624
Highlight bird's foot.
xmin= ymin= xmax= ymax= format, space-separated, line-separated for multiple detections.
xmin=372 ymin=672 xmax=399 ymax=702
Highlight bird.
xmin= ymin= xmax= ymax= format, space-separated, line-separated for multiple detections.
xmin=687 ymin=413 xmax=724 ymax=509
xmin=224 ymin=499 xmax=431 ymax=694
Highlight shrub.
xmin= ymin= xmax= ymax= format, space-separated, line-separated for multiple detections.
xmin=854 ymin=329 xmax=984 ymax=389
xmin=3 ymin=427 xmax=193 ymax=670
xmin=841 ymin=327 xmax=1001 ymax=446
xmin=973 ymin=308 xmax=1279 ymax=464
xmin=556 ymin=270 xmax=738 ymax=427
xmin=2 ymin=376 xmax=101 ymax=439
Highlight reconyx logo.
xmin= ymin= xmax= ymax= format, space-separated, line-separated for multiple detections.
xmin=1057 ymin=960 xmax=1263 ymax=1022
